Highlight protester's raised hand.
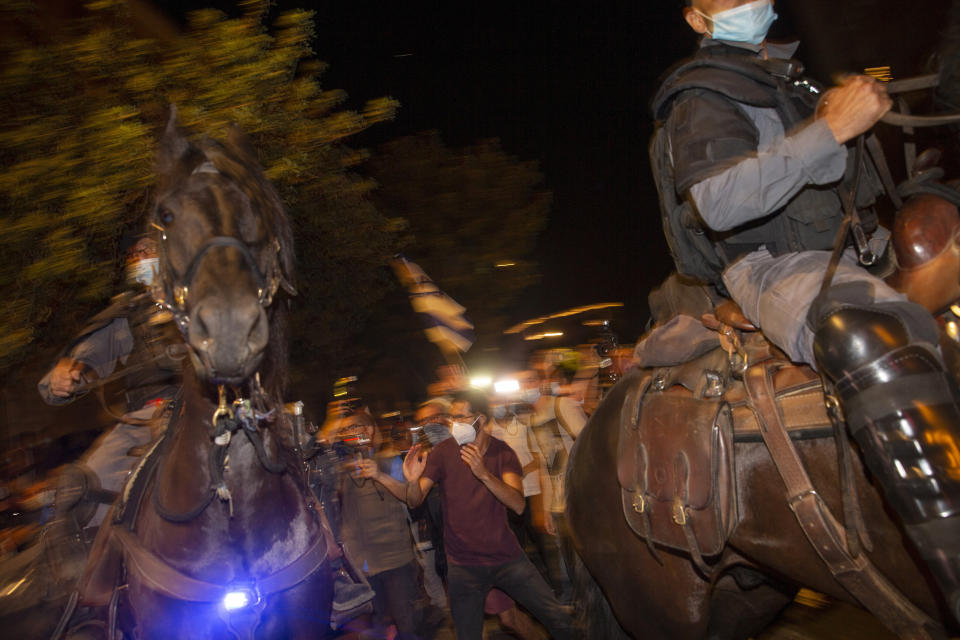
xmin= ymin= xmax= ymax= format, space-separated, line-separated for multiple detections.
xmin=402 ymin=443 xmax=429 ymax=481
xmin=820 ymin=75 xmax=892 ymax=144
xmin=317 ymin=399 xmax=352 ymax=442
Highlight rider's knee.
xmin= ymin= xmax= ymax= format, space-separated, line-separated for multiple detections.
xmin=813 ymin=302 xmax=940 ymax=380
xmin=54 ymin=463 xmax=100 ymax=527
xmin=810 ymin=291 xmax=941 ymax=383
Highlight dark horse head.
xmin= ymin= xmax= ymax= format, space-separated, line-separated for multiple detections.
xmin=151 ymin=108 xmax=295 ymax=393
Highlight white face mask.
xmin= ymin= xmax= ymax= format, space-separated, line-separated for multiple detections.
xmin=523 ymin=388 xmax=541 ymax=404
xmin=127 ymin=257 xmax=159 ymax=287
xmin=451 ymin=417 xmax=479 ymax=445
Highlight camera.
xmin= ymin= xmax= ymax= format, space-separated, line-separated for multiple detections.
xmin=333 ymin=431 xmax=372 ymax=460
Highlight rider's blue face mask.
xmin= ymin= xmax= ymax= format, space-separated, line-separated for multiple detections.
xmin=696 ymin=0 xmax=777 ymax=46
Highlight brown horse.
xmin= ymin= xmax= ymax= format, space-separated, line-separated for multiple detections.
xmin=565 ymin=193 xmax=960 ymax=640
xmin=79 ymin=111 xmax=334 ymax=639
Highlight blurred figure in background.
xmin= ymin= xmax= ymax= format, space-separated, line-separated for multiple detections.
xmin=520 ymin=355 xmax=587 ymax=604
xmin=426 ymin=364 xmax=468 ymax=400
xmin=410 ymin=399 xmax=453 ymax=612
xmin=489 ymin=385 xmax=551 ymax=579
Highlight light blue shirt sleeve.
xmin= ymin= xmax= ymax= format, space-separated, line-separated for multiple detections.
xmin=689 ymin=118 xmax=848 ymax=232
xmin=69 ymin=317 xmax=135 ymax=377
xmin=37 ymin=317 xmax=135 ymax=405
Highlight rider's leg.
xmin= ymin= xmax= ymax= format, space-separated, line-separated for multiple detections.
xmin=53 ymin=463 xmax=102 ymax=529
xmin=812 ymin=294 xmax=960 ymax=622
xmin=724 ymin=248 xmax=960 ymax=619
xmin=81 ymin=413 xmax=153 ymax=527
xmin=722 ymin=245 xmax=904 ymax=366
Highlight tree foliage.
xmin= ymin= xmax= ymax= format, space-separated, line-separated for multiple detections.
xmin=0 ymin=0 xmax=400 ymax=377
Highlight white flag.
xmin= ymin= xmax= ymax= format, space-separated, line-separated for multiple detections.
xmin=391 ymin=256 xmax=475 ymax=353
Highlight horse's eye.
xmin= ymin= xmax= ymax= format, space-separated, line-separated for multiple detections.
xmin=158 ymin=206 xmax=174 ymax=226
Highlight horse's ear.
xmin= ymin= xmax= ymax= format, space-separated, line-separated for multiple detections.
xmin=157 ymin=104 xmax=197 ymax=177
xmin=224 ymin=124 xmax=258 ymax=163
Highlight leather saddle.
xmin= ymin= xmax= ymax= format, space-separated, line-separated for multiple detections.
xmin=617 ymin=302 xmax=832 ymax=572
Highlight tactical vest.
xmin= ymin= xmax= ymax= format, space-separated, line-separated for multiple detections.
xmin=650 ymin=45 xmax=872 ymax=287
xmin=69 ymin=291 xmax=184 ymax=411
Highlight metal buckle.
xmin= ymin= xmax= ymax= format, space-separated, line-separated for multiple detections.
xmin=632 ymin=493 xmax=646 ymax=514
xmin=671 ymin=497 xmax=687 ymax=526
xmin=212 ymin=385 xmax=234 ymax=425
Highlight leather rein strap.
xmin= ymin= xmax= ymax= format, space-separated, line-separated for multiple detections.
xmin=744 ymin=363 xmax=939 ymax=640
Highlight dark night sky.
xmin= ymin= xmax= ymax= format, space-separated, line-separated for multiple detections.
xmin=297 ymin=1 xmax=699 ymax=341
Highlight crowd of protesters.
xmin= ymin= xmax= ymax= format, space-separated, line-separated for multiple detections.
xmin=310 ymin=347 xmax=618 ymax=639
xmin=8 ymin=265 xmax=623 ymax=640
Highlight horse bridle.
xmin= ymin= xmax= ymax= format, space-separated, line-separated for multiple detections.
xmin=152 ymin=231 xmax=286 ymax=337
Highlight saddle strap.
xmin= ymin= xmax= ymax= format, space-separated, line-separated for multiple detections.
xmin=744 ymin=363 xmax=939 ymax=640
xmin=622 ymin=375 xmax=663 ymax=564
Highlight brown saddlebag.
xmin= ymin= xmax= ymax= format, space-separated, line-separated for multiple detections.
xmin=617 ymin=384 xmax=736 ymax=560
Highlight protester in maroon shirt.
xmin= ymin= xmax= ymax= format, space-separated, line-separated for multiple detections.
xmin=400 ymin=389 xmax=577 ymax=640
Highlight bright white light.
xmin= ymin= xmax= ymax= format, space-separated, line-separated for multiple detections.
xmin=494 ymin=379 xmax=520 ymax=394
xmin=470 ymin=375 xmax=493 ymax=389
xmin=223 ymin=590 xmax=251 ymax=611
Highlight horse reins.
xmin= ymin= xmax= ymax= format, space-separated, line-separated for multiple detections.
xmin=152 ymin=383 xmax=285 ymax=523
xmin=817 ymin=134 xmax=871 ymax=300
xmin=153 ymin=233 xmax=287 ymax=337
xmin=71 ymin=341 xmax=188 ymax=426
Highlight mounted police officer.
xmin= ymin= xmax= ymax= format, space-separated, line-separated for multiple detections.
xmin=38 ymin=237 xmax=184 ymax=528
xmin=652 ymin=0 xmax=960 ymax=620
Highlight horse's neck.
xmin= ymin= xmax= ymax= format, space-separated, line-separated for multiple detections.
xmin=161 ymin=377 xmax=292 ymax=519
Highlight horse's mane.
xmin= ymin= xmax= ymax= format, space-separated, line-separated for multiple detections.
xmin=192 ymin=130 xmax=296 ymax=405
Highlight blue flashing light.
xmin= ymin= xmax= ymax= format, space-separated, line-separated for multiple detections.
xmin=222 ymin=589 xmax=253 ymax=611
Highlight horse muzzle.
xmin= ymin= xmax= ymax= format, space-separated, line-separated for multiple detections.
xmin=186 ymin=296 xmax=269 ymax=383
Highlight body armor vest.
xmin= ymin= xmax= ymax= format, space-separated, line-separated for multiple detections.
xmin=650 ymin=45 xmax=878 ymax=287
xmin=70 ymin=291 xmax=184 ymax=411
